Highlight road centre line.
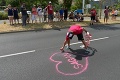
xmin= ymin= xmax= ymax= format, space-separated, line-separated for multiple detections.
xmin=0 ymin=50 xmax=35 ymax=58
xmin=0 ymin=37 xmax=109 ymax=59
xmin=69 ymin=37 xmax=109 ymax=46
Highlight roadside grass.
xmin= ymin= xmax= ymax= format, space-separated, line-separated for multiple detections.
xmin=0 ymin=19 xmax=120 ymax=33
xmin=0 ymin=21 xmax=90 ymax=32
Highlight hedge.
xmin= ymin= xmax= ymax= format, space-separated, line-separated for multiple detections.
xmin=0 ymin=12 xmax=8 ymax=20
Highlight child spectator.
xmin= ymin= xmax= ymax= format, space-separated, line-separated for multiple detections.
xmin=69 ymin=11 xmax=75 ymax=21
xmin=13 ymin=7 xmax=19 ymax=24
xmin=80 ymin=13 xmax=84 ymax=21
xmin=43 ymin=8 xmax=47 ymax=22
xmin=55 ymin=10 xmax=60 ymax=21
xmin=26 ymin=14 xmax=30 ymax=23
xmin=76 ymin=12 xmax=80 ymax=21
xmin=4 ymin=4 xmax=14 ymax=25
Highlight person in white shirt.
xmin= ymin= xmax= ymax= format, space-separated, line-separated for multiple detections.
xmin=55 ymin=10 xmax=60 ymax=21
xmin=37 ymin=5 xmax=43 ymax=22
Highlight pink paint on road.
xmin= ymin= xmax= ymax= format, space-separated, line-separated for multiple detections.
xmin=49 ymin=52 xmax=89 ymax=76
xmin=64 ymin=53 xmax=83 ymax=69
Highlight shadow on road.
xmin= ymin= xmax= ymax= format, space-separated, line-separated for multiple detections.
xmin=66 ymin=47 xmax=97 ymax=60
xmin=89 ymin=24 xmax=120 ymax=30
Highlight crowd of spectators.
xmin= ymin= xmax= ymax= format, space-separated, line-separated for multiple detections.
xmin=4 ymin=2 xmax=119 ymax=26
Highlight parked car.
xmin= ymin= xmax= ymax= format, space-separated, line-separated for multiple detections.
xmin=27 ymin=11 xmax=31 ymax=14
xmin=74 ymin=9 xmax=83 ymax=15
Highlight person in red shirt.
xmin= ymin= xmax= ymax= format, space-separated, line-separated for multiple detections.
xmin=90 ymin=7 xmax=97 ymax=25
xmin=45 ymin=1 xmax=54 ymax=22
xmin=31 ymin=5 xmax=37 ymax=23
xmin=60 ymin=24 xmax=88 ymax=51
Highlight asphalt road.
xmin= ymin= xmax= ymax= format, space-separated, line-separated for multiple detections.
xmin=0 ymin=24 xmax=120 ymax=80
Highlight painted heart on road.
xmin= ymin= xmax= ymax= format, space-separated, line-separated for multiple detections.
xmin=49 ymin=52 xmax=89 ymax=76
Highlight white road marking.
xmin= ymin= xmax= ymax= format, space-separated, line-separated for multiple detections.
xmin=0 ymin=50 xmax=35 ymax=58
xmin=69 ymin=37 xmax=109 ymax=46
xmin=0 ymin=37 xmax=109 ymax=59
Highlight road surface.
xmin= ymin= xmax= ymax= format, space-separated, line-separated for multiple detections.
xmin=0 ymin=24 xmax=120 ymax=80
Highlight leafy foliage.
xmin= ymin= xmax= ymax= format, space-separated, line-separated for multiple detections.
xmin=0 ymin=0 xmax=6 ymax=6
xmin=70 ymin=5 xmax=77 ymax=11
xmin=0 ymin=12 xmax=8 ymax=20
xmin=113 ymin=2 xmax=120 ymax=10
xmin=70 ymin=0 xmax=91 ymax=11
xmin=63 ymin=0 xmax=73 ymax=10
xmin=0 ymin=0 xmax=92 ymax=12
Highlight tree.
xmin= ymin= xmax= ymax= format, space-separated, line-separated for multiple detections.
xmin=63 ymin=0 xmax=73 ymax=10
xmin=0 ymin=0 xmax=6 ymax=6
xmin=85 ymin=0 xmax=90 ymax=4
xmin=113 ymin=2 xmax=120 ymax=9
xmin=74 ymin=0 xmax=82 ymax=9
xmin=70 ymin=0 xmax=91 ymax=11
xmin=4 ymin=0 xmax=59 ymax=10
xmin=99 ymin=0 xmax=106 ymax=19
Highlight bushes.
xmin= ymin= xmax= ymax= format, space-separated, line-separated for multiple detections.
xmin=117 ymin=11 xmax=120 ymax=16
xmin=0 ymin=12 xmax=8 ymax=20
xmin=70 ymin=5 xmax=78 ymax=12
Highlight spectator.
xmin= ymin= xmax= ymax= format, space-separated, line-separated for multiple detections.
xmin=31 ymin=5 xmax=37 ymax=23
xmin=43 ymin=8 xmax=47 ymax=22
xmin=37 ymin=5 xmax=43 ymax=23
xmin=45 ymin=1 xmax=54 ymax=22
xmin=64 ymin=8 xmax=68 ymax=21
xmin=4 ymin=4 xmax=14 ymax=25
xmin=111 ymin=9 xmax=115 ymax=20
xmin=104 ymin=6 xmax=109 ymax=24
xmin=26 ymin=14 xmax=30 ymax=23
xmin=90 ymin=7 xmax=97 ymax=25
xmin=55 ymin=10 xmax=60 ymax=21
xmin=21 ymin=3 xmax=27 ymax=26
xmin=114 ymin=9 xmax=118 ymax=20
xmin=69 ymin=11 xmax=75 ymax=21
xmin=80 ymin=13 xmax=84 ymax=22
xmin=95 ymin=13 xmax=99 ymax=22
xmin=59 ymin=8 xmax=64 ymax=21
xmin=75 ymin=12 xmax=80 ymax=21
xmin=13 ymin=7 xmax=19 ymax=24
